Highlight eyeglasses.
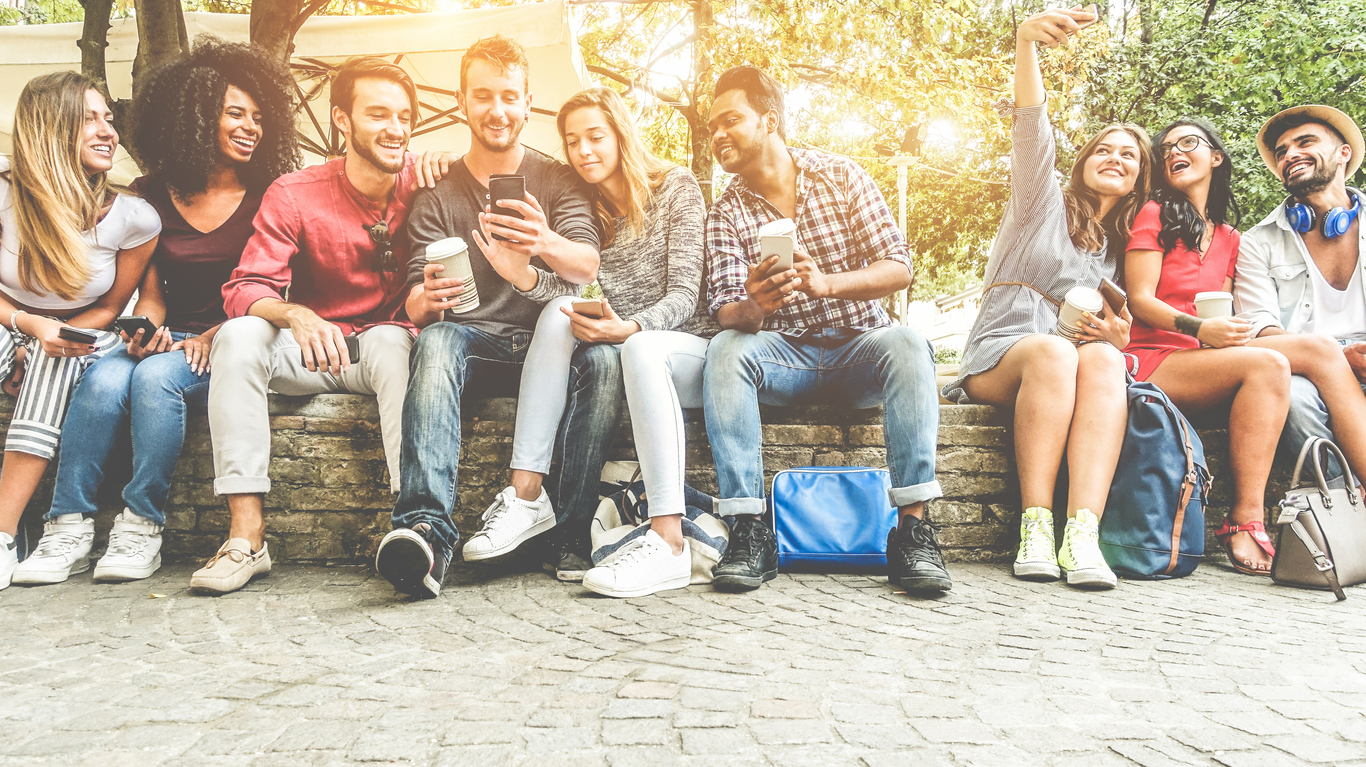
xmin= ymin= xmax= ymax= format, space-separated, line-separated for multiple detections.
xmin=365 ymin=220 xmax=398 ymax=272
xmin=1158 ymin=134 xmax=1212 ymax=159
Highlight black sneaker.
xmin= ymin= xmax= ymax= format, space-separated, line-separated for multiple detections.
xmin=712 ymin=515 xmax=778 ymax=592
xmin=887 ymin=516 xmax=952 ymax=593
xmin=542 ymin=539 xmax=593 ymax=583
xmin=376 ymin=523 xmax=452 ymax=599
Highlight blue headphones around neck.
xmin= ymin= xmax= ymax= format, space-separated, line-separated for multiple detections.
xmin=1286 ymin=192 xmax=1361 ymax=238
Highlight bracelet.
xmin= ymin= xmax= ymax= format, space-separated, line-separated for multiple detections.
xmin=1174 ymin=313 xmax=1203 ymax=338
xmin=8 ymin=309 xmax=25 ymax=333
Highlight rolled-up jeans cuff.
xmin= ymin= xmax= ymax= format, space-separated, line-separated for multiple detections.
xmin=716 ymin=497 xmax=766 ymax=517
xmin=889 ymin=480 xmax=942 ymax=507
xmin=215 ymin=476 xmax=271 ymax=496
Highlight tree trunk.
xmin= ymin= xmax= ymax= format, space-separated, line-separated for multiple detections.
xmin=251 ymin=0 xmax=305 ymax=62
xmin=132 ymin=0 xmax=186 ymax=86
xmin=690 ymin=0 xmax=714 ymax=207
xmin=1139 ymin=0 xmax=1154 ymax=44
xmin=77 ymin=0 xmax=115 ymax=87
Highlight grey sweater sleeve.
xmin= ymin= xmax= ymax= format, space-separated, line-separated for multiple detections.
xmin=515 ymin=162 xmax=600 ymax=304
xmin=625 ymin=171 xmax=707 ymax=332
xmin=404 ymin=186 xmax=446 ymax=289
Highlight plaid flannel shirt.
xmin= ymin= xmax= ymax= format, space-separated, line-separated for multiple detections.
xmin=705 ymin=147 xmax=913 ymax=334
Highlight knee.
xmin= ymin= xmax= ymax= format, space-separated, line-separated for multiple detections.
xmin=210 ymin=316 xmax=275 ymax=368
xmin=129 ymin=353 xmax=185 ymax=396
xmin=77 ymin=356 xmax=136 ymax=404
xmin=1023 ymin=335 xmax=1080 ymax=379
xmin=1302 ymin=333 xmax=1348 ymax=370
xmin=621 ymin=331 xmax=668 ymax=371
xmin=571 ymin=342 xmax=622 ymax=382
xmin=413 ymin=322 xmax=471 ymax=366
xmin=360 ymin=324 xmax=414 ymax=365
xmin=1252 ymin=348 xmax=1293 ymax=383
xmin=704 ymin=329 xmax=762 ymax=382
xmin=1076 ymin=342 xmax=1126 ymax=384
xmin=877 ymin=326 xmax=934 ymax=370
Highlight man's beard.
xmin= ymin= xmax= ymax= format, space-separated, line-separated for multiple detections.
xmin=352 ymin=131 xmax=406 ymax=174
xmin=716 ymin=128 xmax=765 ymax=174
xmin=472 ymin=115 xmax=525 ymax=152
xmin=1285 ymin=156 xmax=1340 ymax=198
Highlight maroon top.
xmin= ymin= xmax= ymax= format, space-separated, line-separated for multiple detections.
xmin=135 ymin=177 xmax=261 ymax=334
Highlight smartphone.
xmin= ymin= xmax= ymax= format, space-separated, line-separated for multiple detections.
xmin=572 ymin=299 xmax=605 ymax=319
xmin=488 ymin=174 xmax=526 ymax=242
xmin=114 ymin=315 xmax=159 ymax=341
xmin=760 ymin=235 xmax=795 ymax=275
xmin=58 ymin=326 xmax=98 ymax=345
xmin=1098 ymin=277 xmax=1127 ymax=315
xmin=1075 ymin=3 xmax=1099 ymax=30
xmin=301 ymin=335 xmax=361 ymax=368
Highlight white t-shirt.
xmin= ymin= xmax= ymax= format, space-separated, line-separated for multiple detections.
xmin=0 ymin=155 xmax=161 ymax=311
xmin=1302 ymin=250 xmax=1366 ymax=341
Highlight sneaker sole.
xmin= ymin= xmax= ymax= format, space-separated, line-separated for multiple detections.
xmin=376 ymin=532 xmax=438 ymax=598
xmin=462 ymin=515 xmax=556 ymax=562
xmin=94 ymin=554 xmax=162 ymax=582
xmin=12 ymin=557 xmax=91 ymax=585
xmin=556 ymin=568 xmax=588 ymax=583
xmin=1064 ymin=568 xmax=1117 ymax=590
xmin=897 ymin=574 xmax=953 ymax=593
xmin=711 ymin=566 xmax=777 ymax=592
xmin=583 ymin=571 xmax=691 ymax=598
xmin=1013 ymin=561 xmax=1061 ymax=581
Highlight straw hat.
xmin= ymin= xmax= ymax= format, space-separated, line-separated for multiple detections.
xmin=1257 ymin=105 xmax=1364 ymax=180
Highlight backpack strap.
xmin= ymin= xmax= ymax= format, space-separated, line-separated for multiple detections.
xmin=984 ymin=282 xmax=1062 ymax=308
xmin=1167 ymin=411 xmax=1198 ymax=575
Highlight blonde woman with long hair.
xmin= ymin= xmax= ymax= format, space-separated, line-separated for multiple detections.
xmin=943 ymin=9 xmax=1152 ymax=591
xmin=466 ymin=86 xmax=715 ymax=597
xmin=0 ymin=72 xmax=160 ymax=590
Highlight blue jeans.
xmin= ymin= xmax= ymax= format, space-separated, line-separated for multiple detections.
xmin=392 ymin=322 xmax=531 ymax=550
xmin=1284 ymin=372 xmax=1366 ymax=484
xmin=702 ymin=326 xmax=942 ymax=515
xmin=47 ymin=332 xmax=210 ymax=526
xmin=546 ymin=343 xmax=625 ymax=551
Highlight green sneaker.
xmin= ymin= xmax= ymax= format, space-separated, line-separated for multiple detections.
xmin=1058 ymin=509 xmax=1117 ymax=589
xmin=1013 ymin=506 xmax=1060 ymax=581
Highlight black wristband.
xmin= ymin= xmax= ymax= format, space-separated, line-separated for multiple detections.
xmin=1174 ymin=313 xmax=1203 ymax=338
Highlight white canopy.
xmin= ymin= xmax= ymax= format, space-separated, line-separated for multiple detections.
xmin=0 ymin=1 xmax=590 ymax=183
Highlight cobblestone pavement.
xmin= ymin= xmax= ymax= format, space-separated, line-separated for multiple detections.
xmin=3 ymin=562 xmax=1366 ymax=767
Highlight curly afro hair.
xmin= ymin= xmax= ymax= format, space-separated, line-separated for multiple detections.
xmin=132 ymin=35 xmax=302 ymax=197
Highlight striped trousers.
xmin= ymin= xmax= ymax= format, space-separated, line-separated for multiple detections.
xmin=1 ymin=327 xmax=121 ymax=460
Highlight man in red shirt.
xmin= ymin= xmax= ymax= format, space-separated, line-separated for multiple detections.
xmin=194 ymin=57 xmax=422 ymax=595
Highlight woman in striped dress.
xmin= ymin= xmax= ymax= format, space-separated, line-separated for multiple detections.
xmin=942 ymin=8 xmax=1153 ymax=590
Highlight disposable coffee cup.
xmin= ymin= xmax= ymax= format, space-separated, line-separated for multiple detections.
xmin=425 ymin=237 xmax=479 ymax=314
xmin=1194 ymin=291 xmax=1233 ymax=319
xmin=1056 ymin=286 xmax=1104 ymax=343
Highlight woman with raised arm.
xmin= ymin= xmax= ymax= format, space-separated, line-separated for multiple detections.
xmin=0 ymin=72 xmax=161 ymax=590
xmin=9 ymin=38 xmax=300 ymax=587
xmin=943 ymin=7 xmax=1152 ymax=590
xmin=1123 ymin=118 xmax=1366 ymax=575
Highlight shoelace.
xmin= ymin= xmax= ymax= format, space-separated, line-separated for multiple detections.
xmin=204 ymin=547 xmax=248 ymax=568
xmin=33 ymin=529 xmax=86 ymax=557
xmin=606 ymin=537 xmax=661 ymax=571
xmin=479 ymin=490 xmax=518 ymax=534
xmin=105 ymin=527 xmax=152 ymax=558
xmin=1066 ymin=520 xmax=1106 ymax=567
xmin=728 ymin=519 xmax=762 ymax=561
xmin=901 ymin=522 xmax=946 ymax=567
xmin=1019 ymin=516 xmax=1053 ymax=561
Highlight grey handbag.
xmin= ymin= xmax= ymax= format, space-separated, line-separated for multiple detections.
xmin=1273 ymin=438 xmax=1366 ymax=601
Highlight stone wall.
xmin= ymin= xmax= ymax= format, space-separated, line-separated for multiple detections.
xmin=1 ymin=393 xmax=1286 ymax=565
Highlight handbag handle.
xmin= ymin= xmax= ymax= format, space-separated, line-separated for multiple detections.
xmin=1299 ymin=438 xmax=1363 ymax=508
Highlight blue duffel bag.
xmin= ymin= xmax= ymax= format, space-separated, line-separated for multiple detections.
xmin=1098 ymin=381 xmax=1209 ymax=579
xmin=768 ymin=466 xmax=898 ymax=572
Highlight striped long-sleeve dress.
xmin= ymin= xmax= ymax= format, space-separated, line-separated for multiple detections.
xmin=941 ymin=103 xmax=1120 ymax=403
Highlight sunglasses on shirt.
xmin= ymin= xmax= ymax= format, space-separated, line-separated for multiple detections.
xmin=366 ymin=221 xmax=399 ymax=272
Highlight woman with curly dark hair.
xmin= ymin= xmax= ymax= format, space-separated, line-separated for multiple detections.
xmin=17 ymin=36 xmax=301 ymax=586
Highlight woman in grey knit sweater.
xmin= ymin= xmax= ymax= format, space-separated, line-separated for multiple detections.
xmin=506 ymin=87 xmax=719 ymax=597
xmin=947 ymin=8 xmax=1152 ymax=590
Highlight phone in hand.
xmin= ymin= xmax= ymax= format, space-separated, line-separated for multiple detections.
xmin=301 ymin=335 xmax=361 ymax=368
xmin=1098 ymin=277 xmax=1127 ymax=315
xmin=58 ymin=326 xmax=98 ymax=345
xmin=488 ymin=174 xmax=526 ymax=242
xmin=760 ymin=235 xmax=795 ymax=275
xmin=114 ymin=315 xmax=159 ymax=342
xmin=572 ymin=299 xmax=605 ymax=319
xmin=1075 ymin=3 xmax=1099 ymax=30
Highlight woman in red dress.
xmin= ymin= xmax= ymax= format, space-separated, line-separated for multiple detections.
xmin=1124 ymin=119 xmax=1291 ymax=576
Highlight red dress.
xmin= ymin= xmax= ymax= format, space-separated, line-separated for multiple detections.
xmin=1123 ymin=200 xmax=1241 ymax=381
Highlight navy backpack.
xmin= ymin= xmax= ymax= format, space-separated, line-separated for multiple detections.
xmin=1098 ymin=381 xmax=1209 ymax=579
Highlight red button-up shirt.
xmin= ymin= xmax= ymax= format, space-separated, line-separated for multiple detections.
xmin=223 ymin=155 xmax=417 ymax=335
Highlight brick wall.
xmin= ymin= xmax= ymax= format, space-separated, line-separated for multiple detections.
xmin=1 ymin=394 xmax=1285 ymax=565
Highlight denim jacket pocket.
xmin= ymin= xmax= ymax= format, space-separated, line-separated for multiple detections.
xmin=1269 ymin=264 xmax=1309 ymax=314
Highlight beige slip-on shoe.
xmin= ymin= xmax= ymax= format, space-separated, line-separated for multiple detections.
xmin=190 ymin=538 xmax=271 ymax=594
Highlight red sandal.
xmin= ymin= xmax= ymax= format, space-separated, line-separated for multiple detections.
xmin=1215 ymin=519 xmax=1276 ymax=576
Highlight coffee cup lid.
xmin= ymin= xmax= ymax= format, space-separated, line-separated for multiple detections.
xmin=1064 ymin=286 xmax=1103 ymax=311
xmin=1194 ymin=291 xmax=1232 ymax=301
xmin=427 ymin=237 xmax=467 ymax=258
xmin=758 ymin=218 xmax=796 ymax=237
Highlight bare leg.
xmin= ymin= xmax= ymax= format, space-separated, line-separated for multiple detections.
xmin=510 ymin=469 xmax=544 ymax=502
xmin=1251 ymin=334 xmax=1366 ymax=480
xmin=649 ymin=514 xmax=685 ymax=554
xmin=964 ymin=334 xmax=1079 ymax=510
xmin=1146 ymin=347 xmax=1290 ymax=572
xmin=0 ymin=452 xmax=51 ymax=536
xmin=225 ymin=494 xmax=266 ymax=550
xmin=1064 ymin=343 xmax=1129 ymax=519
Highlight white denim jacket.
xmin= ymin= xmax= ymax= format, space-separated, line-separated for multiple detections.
xmin=1234 ymin=187 xmax=1366 ymax=338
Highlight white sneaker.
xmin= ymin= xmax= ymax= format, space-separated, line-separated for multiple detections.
xmin=582 ymin=530 xmax=691 ymax=598
xmin=12 ymin=516 xmax=95 ymax=585
xmin=0 ymin=531 xmax=16 ymax=590
xmin=463 ymin=486 xmax=556 ymax=561
xmin=94 ymin=510 xmax=163 ymax=582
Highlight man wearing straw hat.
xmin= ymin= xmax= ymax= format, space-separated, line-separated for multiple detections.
xmin=1235 ymin=105 xmax=1366 ymax=480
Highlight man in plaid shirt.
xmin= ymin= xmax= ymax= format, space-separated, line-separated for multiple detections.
xmin=702 ymin=66 xmax=949 ymax=594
